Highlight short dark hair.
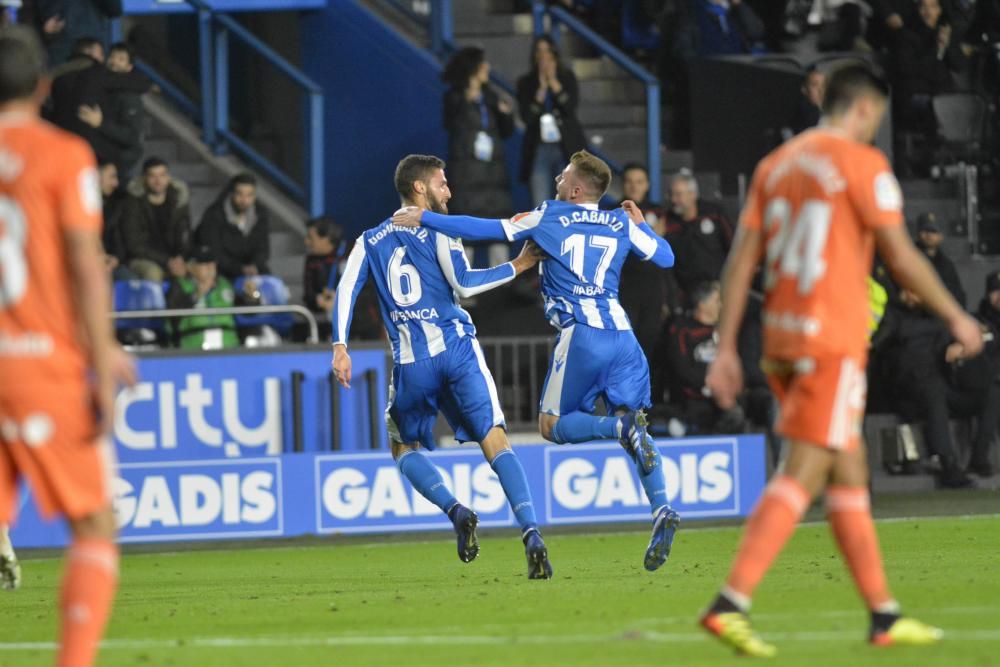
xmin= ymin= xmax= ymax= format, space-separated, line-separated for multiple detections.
xmin=228 ymin=172 xmax=257 ymax=192
xmin=0 ymin=26 xmax=46 ymax=104
xmin=622 ymin=163 xmax=649 ymax=178
xmin=569 ymin=150 xmax=612 ymax=197
xmin=142 ymin=157 xmax=168 ymax=173
xmin=72 ymin=37 xmax=102 ymax=56
xmin=821 ymin=63 xmax=889 ymax=116
xmin=690 ymin=280 xmax=721 ymax=308
xmin=306 ymin=216 xmax=343 ymax=245
xmin=108 ymin=42 xmax=132 ymax=62
xmin=394 ymin=154 xmax=445 ymax=199
xmin=442 ymin=47 xmax=485 ymax=89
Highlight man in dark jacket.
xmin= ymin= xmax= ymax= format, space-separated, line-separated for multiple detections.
xmin=48 ymin=36 xmax=149 ymax=169
xmin=664 ymin=170 xmax=733 ymax=299
xmin=82 ymin=42 xmax=147 ymax=179
xmin=121 ymin=157 xmax=191 ymax=282
xmin=915 ymin=212 xmax=966 ymax=307
xmin=662 ymin=281 xmax=745 ymax=434
xmin=98 ymin=159 xmax=133 ymax=279
xmin=302 ymin=216 xmax=343 ymax=315
xmin=35 ymin=0 xmax=121 ymax=67
xmin=194 ymin=173 xmax=271 ymax=280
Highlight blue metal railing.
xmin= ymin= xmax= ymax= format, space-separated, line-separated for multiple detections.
xmin=532 ymin=2 xmax=661 ymax=202
xmin=119 ymin=1 xmax=325 ymax=216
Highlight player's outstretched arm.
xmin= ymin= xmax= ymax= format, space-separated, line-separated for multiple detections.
xmin=706 ymin=224 xmax=762 ymax=409
xmin=875 ymin=224 xmax=983 ymax=357
xmin=392 ymin=207 xmax=507 ymax=241
xmin=436 ymin=234 xmax=540 ymax=298
xmin=331 ymin=237 xmax=371 ymax=382
xmin=622 ymin=200 xmax=674 ymax=267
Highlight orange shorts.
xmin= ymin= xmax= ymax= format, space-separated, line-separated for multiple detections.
xmin=763 ymin=355 xmax=867 ymax=451
xmin=0 ymin=385 xmax=115 ymax=523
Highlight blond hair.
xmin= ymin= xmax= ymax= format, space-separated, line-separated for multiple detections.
xmin=569 ymin=150 xmax=612 ymax=198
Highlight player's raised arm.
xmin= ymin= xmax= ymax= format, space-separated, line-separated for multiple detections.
xmin=331 ymin=236 xmax=371 ymax=388
xmin=435 ymin=233 xmax=540 ymax=298
xmin=626 ymin=217 xmax=674 ymax=268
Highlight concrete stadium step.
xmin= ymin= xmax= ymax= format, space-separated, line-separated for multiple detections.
xmin=187 ymin=185 xmax=220 ymax=225
xmin=572 ymin=57 xmax=634 ymax=80
xmin=578 ymin=78 xmax=646 ymax=104
xmin=454 ymin=11 xmax=532 ymax=37
xmin=900 ymin=177 xmax=961 ymax=199
xmin=578 ymin=103 xmax=647 ymax=128
xmin=588 ymin=126 xmax=647 ymax=153
xmin=270 ymin=230 xmax=305 ymax=256
xmin=457 ymin=34 xmax=536 ymax=85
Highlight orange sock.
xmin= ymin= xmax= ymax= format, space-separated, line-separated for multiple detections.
xmin=826 ymin=486 xmax=894 ymax=610
xmin=58 ymin=538 xmax=119 ymax=667
xmin=725 ymin=475 xmax=811 ymax=604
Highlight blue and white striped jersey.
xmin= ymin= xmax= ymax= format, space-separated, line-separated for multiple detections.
xmin=333 ymin=218 xmax=517 ymax=365
xmin=500 ymin=200 xmax=674 ymax=330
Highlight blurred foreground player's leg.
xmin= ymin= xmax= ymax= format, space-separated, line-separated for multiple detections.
xmin=0 ymin=524 xmax=20 ymax=590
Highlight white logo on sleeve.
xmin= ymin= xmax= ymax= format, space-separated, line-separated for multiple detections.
xmin=873 ymin=172 xmax=902 ymax=212
xmin=79 ymin=166 xmax=101 ymax=215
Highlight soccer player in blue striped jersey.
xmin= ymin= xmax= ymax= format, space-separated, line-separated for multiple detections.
xmin=332 ymin=155 xmax=552 ymax=579
xmin=392 ymin=150 xmax=681 ymax=572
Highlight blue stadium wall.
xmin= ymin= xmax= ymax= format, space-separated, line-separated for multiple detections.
xmin=299 ymin=0 xmax=530 ymax=237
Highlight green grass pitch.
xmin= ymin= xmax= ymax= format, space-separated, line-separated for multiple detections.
xmin=3 ymin=514 xmax=999 ymax=666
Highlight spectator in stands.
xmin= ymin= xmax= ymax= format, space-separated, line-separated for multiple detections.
xmin=48 ymin=36 xmax=149 ymax=169
xmin=868 ymin=0 xmax=916 ymax=51
xmin=875 ymin=288 xmax=974 ymax=487
xmin=165 ymin=245 xmax=239 ymax=350
xmin=617 ymin=164 xmax=672 ymax=368
xmin=121 ymin=157 xmax=191 ymax=282
xmin=664 ymin=170 xmax=733 ymax=299
xmin=194 ymin=173 xmax=271 ymax=281
xmin=35 ymin=0 xmax=121 ymax=67
xmin=786 ymin=66 xmax=826 ymax=137
xmin=302 ymin=216 xmax=343 ymax=316
xmin=890 ymin=0 xmax=968 ymax=132
xmin=662 ymin=281 xmax=745 ymax=434
xmin=688 ymin=0 xmax=766 ymax=57
xmin=85 ymin=42 xmax=147 ymax=179
xmin=516 ymin=35 xmax=587 ymax=204
xmin=98 ymin=159 xmax=132 ymax=279
xmin=966 ymin=271 xmax=1000 ymax=475
xmin=441 ymin=47 xmax=515 ymax=221
xmin=915 ymin=212 xmax=966 ymax=307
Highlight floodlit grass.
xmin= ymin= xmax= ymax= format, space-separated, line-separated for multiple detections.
xmin=3 ymin=515 xmax=998 ymax=666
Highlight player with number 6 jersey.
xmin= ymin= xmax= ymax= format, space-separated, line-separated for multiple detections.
xmin=332 ymin=154 xmax=554 ymax=579
xmin=392 ymin=150 xmax=682 ymax=573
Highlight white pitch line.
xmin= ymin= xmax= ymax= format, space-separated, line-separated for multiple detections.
xmin=1 ymin=628 xmax=999 ymax=651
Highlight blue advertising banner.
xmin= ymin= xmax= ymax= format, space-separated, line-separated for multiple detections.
xmin=10 ymin=436 xmax=767 ymax=548
xmin=113 ymin=347 xmax=388 ymax=461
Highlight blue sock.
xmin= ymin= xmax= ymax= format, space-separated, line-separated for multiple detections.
xmin=491 ymin=449 xmax=538 ymax=533
xmin=550 ymin=412 xmax=620 ymax=444
xmin=397 ymin=450 xmax=458 ymax=514
xmin=637 ymin=448 xmax=669 ymax=515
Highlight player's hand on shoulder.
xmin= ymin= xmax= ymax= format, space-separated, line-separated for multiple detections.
xmin=948 ymin=314 xmax=985 ymax=359
xmin=392 ymin=206 xmax=423 ymax=228
xmin=110 ymin=344 xmax=139 ymax=389
xmin=620 ymin=200 xmax=644 ymax=224
xmin=513 ymin=240 xmax=544 ymax=272
xmin=332 ymin=344 xmax=353 ymax=389
xmin=706 ymin=347 xmax=743 ymax=410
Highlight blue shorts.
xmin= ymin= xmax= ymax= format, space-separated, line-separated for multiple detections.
xmin=539 ymin=324 xmax=651 ymax=416
xmin=386 ymin=336 xmax=505 ymax=450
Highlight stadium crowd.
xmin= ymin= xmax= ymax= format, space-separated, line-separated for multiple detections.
xmin=2 ymin=0 xmax=997 ymax=486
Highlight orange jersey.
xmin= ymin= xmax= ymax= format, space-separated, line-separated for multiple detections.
xmin=741 ymin=128 xmax=903 ymax=361
xmin=0 ymin=114 xmax=102 ymax=392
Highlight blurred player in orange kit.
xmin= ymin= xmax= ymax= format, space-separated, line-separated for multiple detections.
xmin=0 ymin=25 xmax=136 ymax=667
xmin=698 ymin=63 xmax=983 ymax=657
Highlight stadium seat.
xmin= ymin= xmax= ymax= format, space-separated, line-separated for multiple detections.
xmin=233 ymin=275 xmax=294 ymax=336
xmin=113 ymin=279 xmax=167 ymax=348
xmin=112 ymin=279 xmax=167 ymax=331
xmin=932 ymin=93 xmax=988 ymax=165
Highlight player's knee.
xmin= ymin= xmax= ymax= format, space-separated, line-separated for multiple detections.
xmin=538 ymin=415 xmax=558 ymax=443
xmin=68 ymin=508 xmax=117 ymax=541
